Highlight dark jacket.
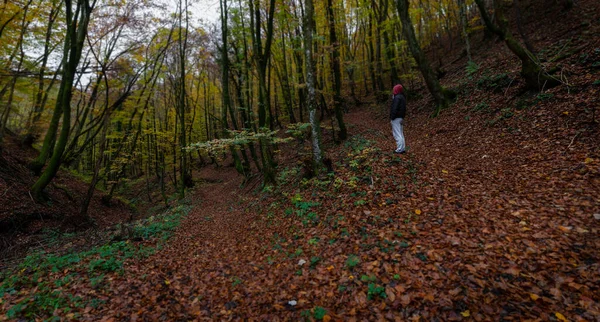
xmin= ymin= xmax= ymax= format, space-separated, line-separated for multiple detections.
xmin=390 ymin=93 xmax=406 ymax=120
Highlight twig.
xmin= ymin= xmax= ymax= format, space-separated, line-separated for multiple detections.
xmin=28 ymin=191 xmax=34 ymax=202
xmin=2 ymin=184 xmax=11 ymax=196
xmin=567 ymin=131 xmax=582 ymax=149
xmin=504 ymin=76 xmax=517 ymax=97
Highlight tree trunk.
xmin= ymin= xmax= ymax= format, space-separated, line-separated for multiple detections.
xmin=458 ymin=0 xmax=472 ymax=62
xmin=31 ymin=0 xmax=96 ymax=200
xmin=177 ymin=0 xmax=191 ymax=199
xmin=304 ymin=0 xmax=323 ymax=168
xmin=326 ymin=0 xmax=347 ymax=140
xmin=26 ymin=0 xmax=61 ymax=141
xmin=396 ymin=0 xmax=451 ymax=115
xmin=474 ymin=0 xmax=559 ymax=90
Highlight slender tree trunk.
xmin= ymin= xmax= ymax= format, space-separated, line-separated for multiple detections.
xmin=326 ymin=0 xmax=347 ymax=140
xmin=177 ymin=0 xmax=191 ymax=199
xmin=220 ymin=0 xmax=245 ymax=175
xmin=458 ymin=0 xmax=472 ymax=62
xmin=304 ymin=0 xmax=323 ymax=168
xmin=249 ymin=0 xmax=277 ymax=185
xmin=26 ymin=0 xmax=61 ymax=140
xmin=1 ymin=3 xmax=30 ymax=149
xmin=397 ymin=0 xmax=451 ymax=115
xmin=80 ymin=110 xmax=109 ymax=218
xmin=279 ymin=33 xmax=296 ymax=123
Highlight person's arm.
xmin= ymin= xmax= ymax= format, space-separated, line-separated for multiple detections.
xmin=398 ymin=95 xmax=407 ymax=119
xmin=390 ymin=96 xmax=400 ymax=120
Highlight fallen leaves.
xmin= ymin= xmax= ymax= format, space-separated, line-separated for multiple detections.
xmin=555 ymin=312 xmax=568 ymax=321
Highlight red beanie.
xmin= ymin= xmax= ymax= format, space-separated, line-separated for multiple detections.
xmin=393 ymin=84 xmax=404 ymax=95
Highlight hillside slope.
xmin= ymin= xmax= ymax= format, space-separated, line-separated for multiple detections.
xmin=1 ymin=0 xmax=599 ymax=320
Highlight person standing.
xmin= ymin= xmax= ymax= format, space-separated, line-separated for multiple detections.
xmin=390 ymin=84 xmax=407 ymax=154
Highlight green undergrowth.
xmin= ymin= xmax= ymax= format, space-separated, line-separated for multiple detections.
xmin=0 ymin=204 xmax=192 ymax=320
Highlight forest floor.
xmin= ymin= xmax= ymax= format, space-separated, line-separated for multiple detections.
xmin=2 ymin=0 xmax=600 ymax=320
xmin=3 ymin=89 xmax=599 ymax=320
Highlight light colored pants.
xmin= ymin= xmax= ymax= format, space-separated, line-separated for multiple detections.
xmin=391 ymin=118 xmax=405 ymax=152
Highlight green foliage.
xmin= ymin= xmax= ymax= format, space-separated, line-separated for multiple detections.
xmin=345 ymin=255 xmax=361 ymax=269
xmin=477 ymin=72 xmax=512 ymax=92
xmin=231 ymin=277 xmax=243 ymax=287
xmin=188 ymin=128 xmax=291 ymax=159
xmin=360 ymin=275 xmax=376 ymax=282
xmin=367 ymin=283 xmax=387 ymax=300
xmin=286 ymin=123 xmax=312 ymax=140
xmin=277 ymin=166 xmax=301 ymax=185
xmin=500 ymin=108 xmax=514 ymax=119
xmin=290 ymin=194 xmax=322 ymax=227
xmin=354 ymin=199 xmax=367 ymax=206
xmin=344 ymin=135 xmax=371 ymax=153
xmin=0 ymin=205 xmax=191 ymax=319
xmin=465 ymin=60 xmax=479 ymax=76
xmin=516 ymin=93 xmax=554 ymax=111
xmin=471 ymin=101 xmax=491 ymax=113
xmin=310 ymin=256 xmax=321 ymax=268
xmin=313 ymin=306 xmax=327 ymax=320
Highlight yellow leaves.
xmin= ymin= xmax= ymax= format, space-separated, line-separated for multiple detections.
xmin=530 ymin=293 xmax=539 ymax=301
xmin=562 ymin=111 xmax=569 ymax=115
xmin=164 ymin=279 xmax=170 ymax=285
xmin=584 ymin=157 xmax=594 ymax=164
xmin=414 ymin=209 xmax=422 ymax=215
xmin=519 ymin=221 xmax=531 ymax=231
xmin=555 ymin=312 xmax=568 ymax=321
xmin=460 ymin=310 xmax=470 ymax=317
xmin=322 ymin=315 xmax=332 ymax=322
xmin=326 ymin=265 xmax=334 ymax=271
xmin=441 ymin=170 xmax=449 ymax=174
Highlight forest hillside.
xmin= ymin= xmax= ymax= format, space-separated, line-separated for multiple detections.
xmin=1 ymin=0 xmax=599 ymax=320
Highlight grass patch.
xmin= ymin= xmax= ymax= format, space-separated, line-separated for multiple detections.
xmin=0 ymin=204 xmax=191 ymax=320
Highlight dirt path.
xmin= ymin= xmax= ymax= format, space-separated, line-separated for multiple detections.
xmin=94 ymin=167 xmax=269 ymax=320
